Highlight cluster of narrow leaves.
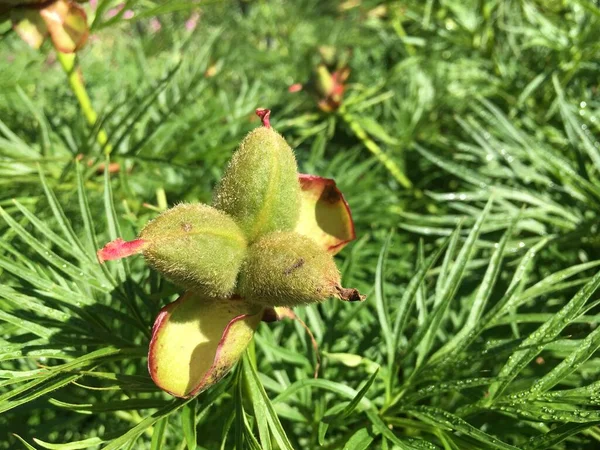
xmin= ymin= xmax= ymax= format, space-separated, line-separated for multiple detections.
xmin=2 ymin=166 xmax=600 ymax=449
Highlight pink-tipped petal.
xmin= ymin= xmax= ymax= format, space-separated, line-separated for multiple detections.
xmin=255 ymin=108 xmax=271 ymax=128
xmin=148 ymin=292 xmax=262 ymax=398
xmin=296 ymin=174 xmax=356 ymax=255
xmin=97 ymin=238 xmax=147 ymax=263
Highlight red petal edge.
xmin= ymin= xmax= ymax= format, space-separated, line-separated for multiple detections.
xmin=298 ymin=173 xmax=356 ymax=253
xmin=147 ymin=294 xmax=185 ymax=398
xmin=97 ymin=238 xmax=146 ymax=263
xmin=148 ymin=294 xmax=257 ymax=398
xmin=185 ymin=312 xmax=252 ymax=398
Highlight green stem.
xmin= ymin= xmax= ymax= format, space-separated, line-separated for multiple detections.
xmin=56 ymin=51 xmax=112 ymax=155
xmin=339 ymin=106 xmax=413 ymax=189
xmin=391 ymin=11 xmax=416 ymax=56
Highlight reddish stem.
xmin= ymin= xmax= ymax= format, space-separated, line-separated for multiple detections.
xmin=255 ymin=108 xmax=271 ymax=128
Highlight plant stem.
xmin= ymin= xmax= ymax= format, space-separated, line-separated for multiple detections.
xmin=56 ymin=51 xmax=112 ymax=155
xmin=339 ymin=106 xmax=413 ymax=189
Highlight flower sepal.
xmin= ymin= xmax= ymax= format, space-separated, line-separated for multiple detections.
xmin=148 ymin=292 xmax=263 ymax=398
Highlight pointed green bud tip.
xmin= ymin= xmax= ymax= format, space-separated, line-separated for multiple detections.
xmin=148 ymin=292 xmax=262 ymax=397
xmin=239 ymin=231 xmax=365 ymax=308
xmin=98 ymin=203 xmax=247 ymax=298
xmin=315 ymin=64 xmax=334 ymax=98
xmin=213 ymin=110 xmax=301 ymax=242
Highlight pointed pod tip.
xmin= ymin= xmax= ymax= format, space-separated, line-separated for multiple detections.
xmin=255 ymin=108 xmax=271 ymax=128
xmin=97 ymin=238 xmax=146 ymax=263
xmin=336 ymin=286 xmax=365 ymax=302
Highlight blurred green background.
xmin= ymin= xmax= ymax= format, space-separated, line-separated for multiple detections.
xmin=2 ymin=1 xmax=600 ymax=449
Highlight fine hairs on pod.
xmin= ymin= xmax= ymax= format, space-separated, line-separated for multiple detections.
xmin=238 ymin=231 xmax=364 ymax=307
xmin=213 ymin=113 xmax=301 ymax=243
xmin=140 ymin=203 xmax=247 ymax=298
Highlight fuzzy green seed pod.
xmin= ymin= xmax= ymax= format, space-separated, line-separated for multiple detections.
xmin=98 ymin=203 xmax=247 ymax=298
xmin=238 ymin=231 xmax=364 ymax=307
xmin=140 ymin=204 xmax=247 ymax=297
xmin=213 ymin=110 xmax=301 ymax=242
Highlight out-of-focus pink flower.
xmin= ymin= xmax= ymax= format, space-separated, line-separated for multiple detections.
xmin=149 ymin=17 xmax=162 ymax=33
xmin=185 ymin=11 xmax=200 ymax=31
xmin=105 ymin=5 xmax=122 ymax=18
xmin=90 ymin=0 xmax=98 ymax=9
xmin=106 ymin=3 xmax=134 ymax=20
xmin=288 ymin=83 xmax=303 ymax=93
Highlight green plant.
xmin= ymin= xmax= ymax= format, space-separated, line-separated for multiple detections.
xmin=2 ymin=1 xmax=600 ymax=449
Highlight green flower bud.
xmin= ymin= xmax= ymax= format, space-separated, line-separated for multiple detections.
xmin=98 ymin=203 xmax=247 ymax=298
xmin=149 ymin=292 xmax=262 ymax=398
xmin=315 ymin=64 xmax=335 ymax=98
xmin=213 ymin=110 xmax=301 ymax=242
xmin=96 ymin=108 xmax=364 ymax=398
xmin=238 ymin=231 xmax=364 ymax=307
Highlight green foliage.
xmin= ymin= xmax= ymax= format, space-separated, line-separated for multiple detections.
xmin=1 ymin=0 xmax=600 ymax=449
